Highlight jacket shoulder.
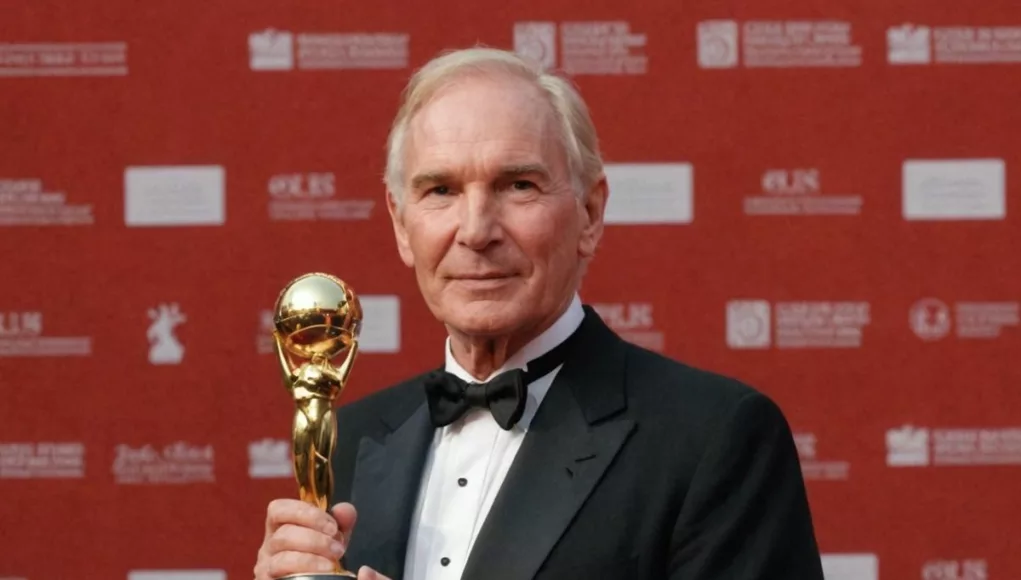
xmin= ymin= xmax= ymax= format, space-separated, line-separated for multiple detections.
xmin=621 ymin=343 xmax=790 ymax=442
xmin=625 ymin=343 xmax=761 ymax=403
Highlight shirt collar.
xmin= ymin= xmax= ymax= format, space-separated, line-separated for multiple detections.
xmin=443 ymin=293 xmax=584 ymax=383
xmin=442 ymin=293 xmax=584 ymax=430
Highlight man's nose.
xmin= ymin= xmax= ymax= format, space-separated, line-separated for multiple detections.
xmin=454 ymin=187 xmax=502 ymax=250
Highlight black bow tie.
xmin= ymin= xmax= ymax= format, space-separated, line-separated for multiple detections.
xmin=424 ymin=328 xmax=580 ymax=430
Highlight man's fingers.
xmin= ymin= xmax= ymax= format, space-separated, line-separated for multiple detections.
xmin=268 ymin=523 xmax=346 ymax=561
xmin=331 ymin=502 xmax=358 ymax=542
xmin=267 ymin=550 xmax=338 ymax=577
xmin=267 ymin=498 xmax=339 ymax=536
xmin=357 ymin=566 xmax=392 ymax=580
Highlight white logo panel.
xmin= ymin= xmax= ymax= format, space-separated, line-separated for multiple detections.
xmin=125 ymin=166 xmax=225 ymax=227
xmin=358 ymin=296 xmax=401 ymax=353
xmin=903 ymin=159 xmax=1005 ymax=221
xmin=603 ymin=163 xmax=693 ymax=225
xmin=128 ymin=572 xmax=227 ymax=580
xmin=821 ymin=553 xmax=879 ymax=580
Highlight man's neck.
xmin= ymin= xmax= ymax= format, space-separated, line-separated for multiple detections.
xmin=447 ymin=294 xmax=577 ymax=381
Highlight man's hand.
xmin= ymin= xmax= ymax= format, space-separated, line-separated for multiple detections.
xmin=254 ymin=499 xmax=392 ymax=580
xmin=354 ymin=566 xmax=393 ymax=580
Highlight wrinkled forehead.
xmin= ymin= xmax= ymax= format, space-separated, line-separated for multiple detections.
xmin=404 ymin=75 xmax=567 ymax=174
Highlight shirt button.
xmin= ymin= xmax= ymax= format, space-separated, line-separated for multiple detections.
xmin=441 ymin=557 xmax=451 ymax=566
xmin=457 ymin=477 xmax=467 ymax=487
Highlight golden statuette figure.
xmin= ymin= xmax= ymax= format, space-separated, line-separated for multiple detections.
xmin=273 ymin=272 xmax=362 ymax=579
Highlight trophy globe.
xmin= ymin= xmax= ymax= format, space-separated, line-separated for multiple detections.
xmin=273 ymin=273 xmax=362 ymax=364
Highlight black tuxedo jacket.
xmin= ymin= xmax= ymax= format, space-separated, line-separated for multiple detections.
xmin=331 ymin=307 xmax=825 ymax=579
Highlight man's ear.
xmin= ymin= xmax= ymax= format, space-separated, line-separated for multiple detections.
xmin=386 ymin=189 xmax=415 ymax=268
xmin=578 ymin=175 xmax=608 ymax=260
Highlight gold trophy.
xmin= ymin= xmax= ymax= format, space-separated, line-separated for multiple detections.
xmin=273 ymin=273 xmax=362 ymax=579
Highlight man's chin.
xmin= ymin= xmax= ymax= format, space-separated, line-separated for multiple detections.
xmin=440 ymin=299 xmax=524 ymax=337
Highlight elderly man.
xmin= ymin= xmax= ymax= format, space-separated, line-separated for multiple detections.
xmin=254 ymin=47 xmax=825 ymax=580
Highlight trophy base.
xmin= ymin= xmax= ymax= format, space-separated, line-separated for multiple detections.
xmin=278 ymin=574 xmax=356 ymax=579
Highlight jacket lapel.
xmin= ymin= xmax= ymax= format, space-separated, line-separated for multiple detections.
xmin=346 ymin=395 xmax=435 ymax=579
xmin=460 ymin=307 xmax=636 ymax=580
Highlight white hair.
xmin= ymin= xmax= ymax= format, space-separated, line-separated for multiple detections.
xmin=383 ymin=47 xmax=604 ymax=202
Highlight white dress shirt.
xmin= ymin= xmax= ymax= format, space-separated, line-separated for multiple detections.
xmin=402 ymin=294 xmax=585 ymax=580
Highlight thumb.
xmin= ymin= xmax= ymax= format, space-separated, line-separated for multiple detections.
xmin=330 ymin=502 xmax=358 ymax=543
xmin=358 ymin=566 xmax=390 ymax=580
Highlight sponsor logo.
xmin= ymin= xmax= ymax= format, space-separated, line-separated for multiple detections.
xmin=113 ymin=442 xmax=215 ymax=484
xmin=0 ymin=42 xmax=127 ymax=77
xmin=910 ymin=299 xmax=1019 ymax=341
xmin=0 ymin=442 xmax=85 ymax=479
xmin=513 ymin=21 xmax=648 ymax=75
xmin=124 ymin=166 xmax=225 ymax=227
xmin=727 ymin=300 xmax=870 ymax=349
xmin=794 ymin=433 xmax=850 ymax=481
xmin=591 ymin=302 xmax=664 ymax=352
xmin=513 ymin=22 xmax=557 ymax=70
xmin=249 ymin=28 xmax=409 ymax=71
xmin=888 ymin=24 xmax=932 ymax=64
xmin=698 ymin=20 xmax=862 ymax=69
xmin=249 ymin=439 xmax=291 ymax=479
xmin=889 ymin=23 xmax=1021 ymax=65
xmin=726 ymin=300 xmax=771 ymax=349
xmin=922 ymin=559 xmax=988 ymax=580
xmin=147 ymin=303 xmax=186 ymax=365
xmin=250 ymin=29 xmax=294 ymax=70
xmin=955 ymin=303 xmax=1019 ymax=339
xmin=903 ymin=159 xmax=1006 ymax=221
xmin=887 ymin=425 xmax=930 ymax=467
xmin=910 ymin=299 xmax=952 ymax=341
xmin=697 ymin=21 xmax=740 ymax=69
xmin=887 ymin=425 xmax=1021 ymax=467
xmin=0 ymin=177 xmax=94 ymax=226
xmin=603 ymin=163 xmax=694 ymax=224
xmin=267 ymin=172 xmax=374 ymax=221
xmin=0 ymin=311 xmax=91 ymax=357
xmin=744 ymin=168 xmax=862 ymax=216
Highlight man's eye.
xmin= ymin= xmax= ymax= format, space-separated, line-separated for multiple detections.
xmin=511 ymin=180 xmax=536 ymax=190
xmin=427 ymin=185 xmax=450 ymax=195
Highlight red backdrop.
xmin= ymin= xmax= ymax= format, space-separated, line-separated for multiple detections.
xmin=1 ymin=1 xmax=1019 ymax=579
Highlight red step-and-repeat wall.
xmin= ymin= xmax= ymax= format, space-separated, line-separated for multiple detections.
xmin=1 ymin=1 xmax=1019 ymax=579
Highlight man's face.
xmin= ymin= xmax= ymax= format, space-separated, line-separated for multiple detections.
xmin=387 ymin=74 xmax=606 ymax=339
